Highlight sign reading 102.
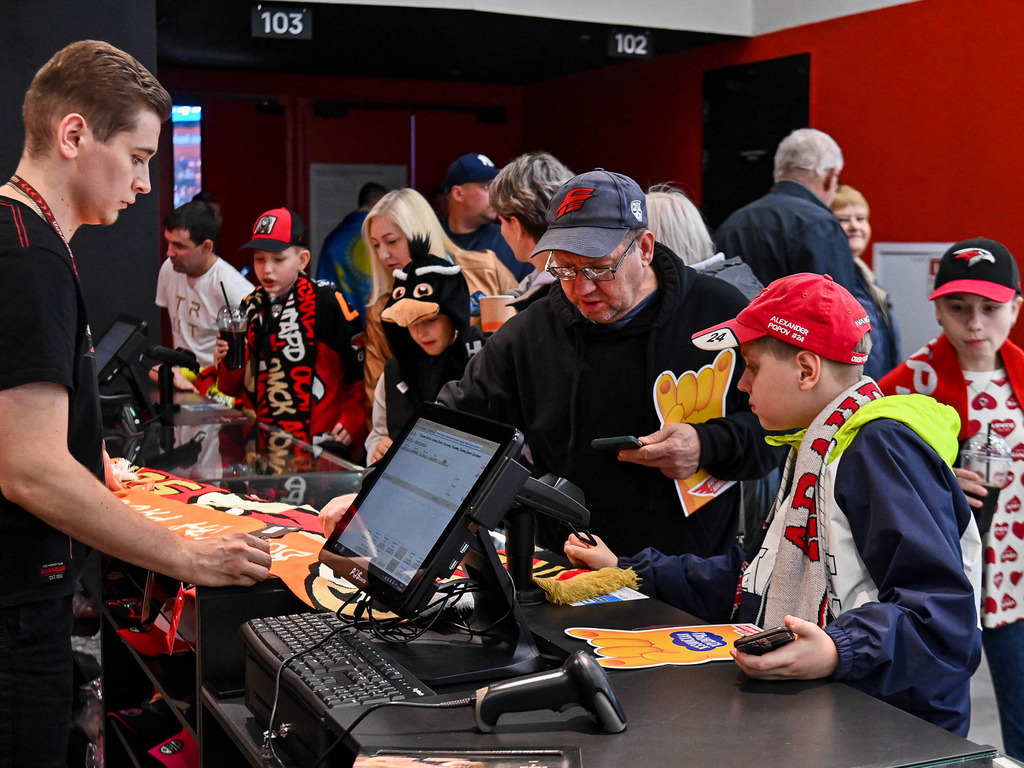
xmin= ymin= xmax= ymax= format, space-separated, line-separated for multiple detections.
xmin=607 ymin=29 xmax=653 ymax=60
xmin=252 ymin=4 xmax=312 ymax=39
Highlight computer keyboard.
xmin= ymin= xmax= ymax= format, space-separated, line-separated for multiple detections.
xmin=243 ymin=612 xmax=435 ymax=711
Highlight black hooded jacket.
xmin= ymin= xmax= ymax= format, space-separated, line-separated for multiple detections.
xmin=439 ymin=243 xmax=780 ymax=558
xmin=380 ymin=254 xmax=478 ymax=438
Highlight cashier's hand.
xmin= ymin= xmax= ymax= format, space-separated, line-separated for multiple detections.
xmin=618 ymin=423 xmax=702 ymax=479
xmin=732 ymin=615 xmax=839 ymax=680
xmin=184 ymin=532 xmax=272 ymax=587
xmin=564 ymin=532 xmax=618 ymax=571
xmin=953 ymin=467 xmax=986 ymax=509
xmin=320 ymin=493 xmax=357 ymax=538
xmin=213 ymin=339 xmax=228 ymax=367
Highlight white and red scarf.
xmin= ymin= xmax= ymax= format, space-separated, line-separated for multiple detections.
xmin=762 ymin=378 xmax=884 ymax=628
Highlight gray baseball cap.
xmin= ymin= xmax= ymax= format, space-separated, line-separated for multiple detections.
xmin=531 ymin=169 xmax=648 ymax=259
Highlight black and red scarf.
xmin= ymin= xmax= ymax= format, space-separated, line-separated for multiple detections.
xmin=243 ymin=275 xmax=318 ymax=442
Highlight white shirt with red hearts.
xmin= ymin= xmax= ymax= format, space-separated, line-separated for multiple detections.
xmin=966 ymin=367 xmax=1024 ymax=628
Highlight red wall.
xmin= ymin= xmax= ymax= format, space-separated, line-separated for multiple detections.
xmin=158 ymin=67 xmax=524 ymax=265
xmin=525 ymin=0 xmax=1024 ymax=342
xmin=527 ymin=0 xmax=1024 ymax=253
xmin=158 ymin=0 xmax=1024 ymax=344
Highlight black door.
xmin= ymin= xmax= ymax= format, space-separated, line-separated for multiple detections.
xmin=702 ymin=53 xmax=810 ymax=231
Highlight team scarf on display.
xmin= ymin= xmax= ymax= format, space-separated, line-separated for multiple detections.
xmin=244 ymin=275 xmax=318 ymax=442
xmin=880 ymin=334 xmax=1024 ymax=441
xmin=758 ymin=378 xmax=883 ymax=629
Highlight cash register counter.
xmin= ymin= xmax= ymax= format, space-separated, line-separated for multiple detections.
xmin=100 ymin=402 xmax=1006 ymax=768
xmin=197 ymin=585 xmax=1003 ymax=768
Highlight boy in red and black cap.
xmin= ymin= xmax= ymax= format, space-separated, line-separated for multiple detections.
xmin=215 ymin=208 xmax=367 ymax=457
xmin=566 ymin=272 xmax=982 ymax=735
xmin=880 ymin=237 xmax=1024 ymax=758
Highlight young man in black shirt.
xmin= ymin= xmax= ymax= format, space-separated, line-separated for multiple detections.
xmin=0 ymin=41 xmax=272 ymax=768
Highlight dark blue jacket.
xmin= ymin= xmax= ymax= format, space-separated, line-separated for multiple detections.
xmin=623 ymin=418 xmax=982 ymax=736
xmin=714 ymin=181 xmax=896 ymax=380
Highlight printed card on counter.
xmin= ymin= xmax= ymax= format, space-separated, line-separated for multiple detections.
xmin=565 ymin=623 xmax=763 ymax=668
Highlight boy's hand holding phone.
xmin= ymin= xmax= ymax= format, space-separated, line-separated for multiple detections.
xmin=731 ymin=615 xmax=840 ymax=680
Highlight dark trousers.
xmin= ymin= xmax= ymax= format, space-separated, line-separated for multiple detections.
xmin=0 ymin=595 xmax=73 ymax=768
xmin=984 ymin=619 xmax=1024 ymax=760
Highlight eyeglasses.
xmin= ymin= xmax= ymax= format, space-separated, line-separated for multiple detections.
xmin=545 ymin=237 xmax=638 ymax=282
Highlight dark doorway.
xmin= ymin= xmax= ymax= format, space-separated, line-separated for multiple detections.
xmin=702 ymin=53 xmax=810 ymax=231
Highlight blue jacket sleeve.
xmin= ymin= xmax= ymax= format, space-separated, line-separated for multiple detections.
xmin=622 ymin=545 xmax=746 ymax=623
xmin=825 ymin=420 xmax=981 ymax=733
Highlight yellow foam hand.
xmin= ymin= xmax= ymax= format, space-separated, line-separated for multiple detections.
xmin=566 ymin=626 xmax=737 ymax=668
xmin=654 ymin=349 xmax=735 ymax=426
xmin=652 ymin=350 xmax=737 ymax=513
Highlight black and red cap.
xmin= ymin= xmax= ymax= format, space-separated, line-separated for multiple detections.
xmin=930 ymin=237 xmax=1021 ymax=304
xmin=241 ymin=207 xmax=309 ymax=252
xmin=531 ymin=170 xmax=648 ymax=259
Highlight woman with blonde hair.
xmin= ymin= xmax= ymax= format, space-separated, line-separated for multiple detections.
xmin=362 ymin=188 xmax=517 ymax=414
xmin=646 ymin=184 xmax=762 ymax=300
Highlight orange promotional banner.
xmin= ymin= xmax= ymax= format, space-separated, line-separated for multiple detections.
xmin=117 ymin=469 xmax=579 ymax=615
xmin=117 ymin=486 xmax=334 ymax=610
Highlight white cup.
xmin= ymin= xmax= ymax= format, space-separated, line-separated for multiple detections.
xmin=479 ymin=295 xmax=516 ymax=333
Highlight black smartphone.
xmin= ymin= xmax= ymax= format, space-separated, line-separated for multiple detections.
xmin=591 ymin=435 xmax=643 ymax=451
xmin=733 ymin=626 xmax=796 ymax=655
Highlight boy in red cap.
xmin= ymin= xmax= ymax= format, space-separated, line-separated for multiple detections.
xmin=566 ymin=272 xmax=982 ymax=735
xmin=880 ymin=237 xmax=1024 ymax=758
xmin=215 ymin=208 xmax=367 ymax=456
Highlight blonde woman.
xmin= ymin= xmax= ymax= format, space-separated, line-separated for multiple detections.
xmin=362 ymin=188 xmax=518 ymax=413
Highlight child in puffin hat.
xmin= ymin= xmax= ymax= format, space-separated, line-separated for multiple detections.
xmin=365 ymin=236 xmax=483 ymax=463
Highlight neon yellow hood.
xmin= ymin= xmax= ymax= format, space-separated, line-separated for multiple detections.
xmin=765 ymin=394 xmax=961 ymax=467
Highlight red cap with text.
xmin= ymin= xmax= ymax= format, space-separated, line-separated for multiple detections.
xmin=691 ymin=273 xmax=871 ymax=364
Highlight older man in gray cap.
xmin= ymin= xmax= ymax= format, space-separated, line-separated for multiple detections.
xmin=439 ymin=170 xmax=779 ymax=559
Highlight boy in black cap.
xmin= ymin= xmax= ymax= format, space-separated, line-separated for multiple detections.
xmin=881 ymin=237 xmax=1024 ymax=757
xmin=442 ymin=152 xmax=527 ymax=280
xmin=215 ymin=207 xmax=367 ymax=455
xmin=364 ymin=241 xmax=482 ymax=463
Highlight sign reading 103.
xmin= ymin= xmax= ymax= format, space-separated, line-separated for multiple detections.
xmin=607 ymin=29 xmax=653 ymax=60
xmin=251 ymin=4 xmax=312 ymax=39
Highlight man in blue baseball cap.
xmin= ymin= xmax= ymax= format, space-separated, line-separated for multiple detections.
xmin=439 ymin=170 xmax=779 ymax=560
xmin=442 ymin=152 xmax=530 ymax=280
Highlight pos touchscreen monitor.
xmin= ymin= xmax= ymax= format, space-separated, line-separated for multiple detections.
xmin=319 ymin=403 xmax=524 ymax=619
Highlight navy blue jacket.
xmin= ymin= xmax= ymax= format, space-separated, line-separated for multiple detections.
xmin=714 ymin=181 xmax=895 ymax=380
xmin=624 ymin=419 xmax=981 ymax=736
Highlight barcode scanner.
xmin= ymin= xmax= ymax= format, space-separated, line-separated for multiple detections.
xmin=473 ymin=651 xmax=626 ymax=734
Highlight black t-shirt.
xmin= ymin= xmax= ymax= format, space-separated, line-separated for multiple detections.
xmin=0 ymin=197 xmax=101 ymax=606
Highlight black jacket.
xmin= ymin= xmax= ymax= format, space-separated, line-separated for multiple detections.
xmin=439 ymin=244 xmax=780 ymax=557
xmin=714 ymin=180 xmax=896 ymax=380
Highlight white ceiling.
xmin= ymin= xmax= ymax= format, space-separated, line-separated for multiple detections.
xmin=275 ymin=0 xmax=920 ymax=36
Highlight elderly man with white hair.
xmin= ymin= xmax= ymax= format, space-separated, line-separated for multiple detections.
xmin=713 ymin=128 xmax=893 ymax=380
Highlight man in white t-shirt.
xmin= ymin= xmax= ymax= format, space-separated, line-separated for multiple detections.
xmin=155 ymin=201 xmax=252 ymax=382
